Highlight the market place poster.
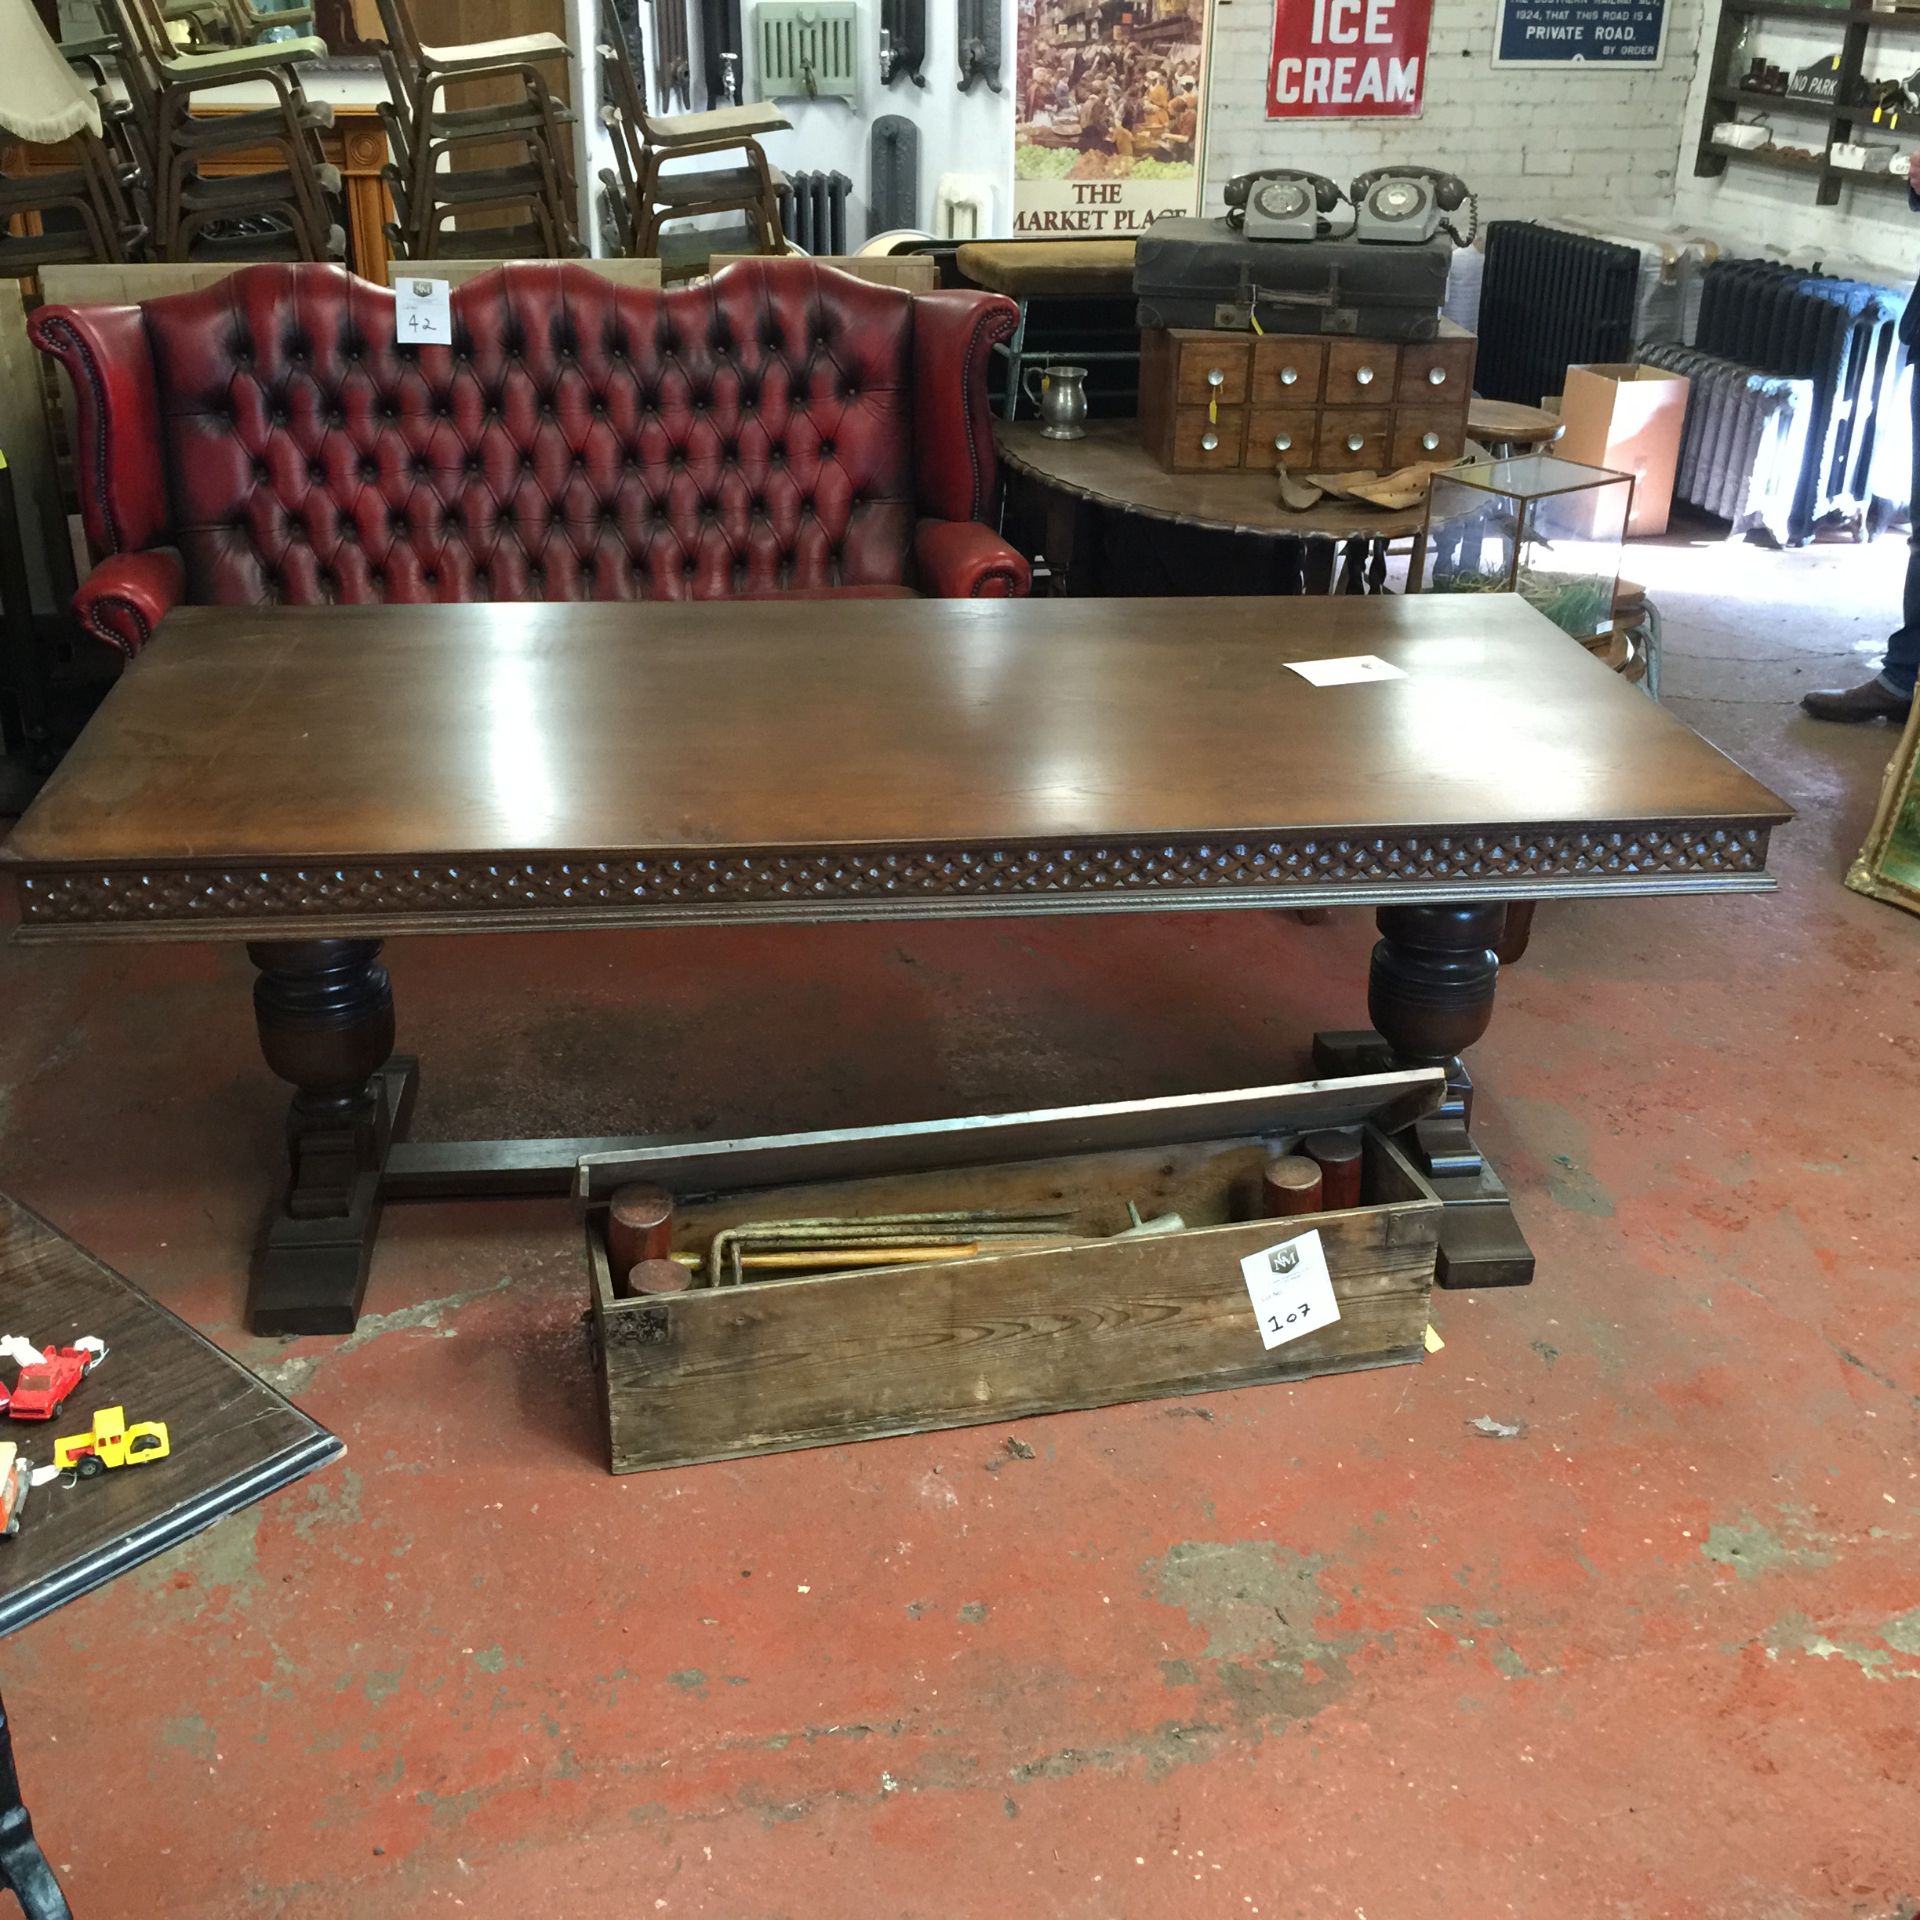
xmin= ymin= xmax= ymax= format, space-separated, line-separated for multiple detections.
xmin=1013 ymin=0 xmax=1209 ymax=236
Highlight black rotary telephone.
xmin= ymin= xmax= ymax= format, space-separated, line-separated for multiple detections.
xmin=1349 ymin=166 xmax=1477 ymax=245
xmin=1224 ymin=168 xmax=1349 ymax=242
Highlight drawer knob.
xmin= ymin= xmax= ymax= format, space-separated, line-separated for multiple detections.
xmin=1427 ymin=365 xmax=1447 ymax=387
xmin=1421 ymin=430 xmax=1440 ymax=451
xmin=1201 ymin=431 xmax=1220 ymax=452
xmin=1207 ymin=368 xmax=1225 ymax=388
xmin=1355 ymin=366 xmax=1375 ymax=386
xmin=1273 ymin=432 xmax=1292 ymax=451
xmin=1280 ymin=365 xmax=1299 ymax=386
xmin=1345 ymin=432 xmax=1365 ymax=453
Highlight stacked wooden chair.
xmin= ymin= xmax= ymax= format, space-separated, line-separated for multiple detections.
xmin=596 ymin=19 xmax=786 ymax=267
xmin=374 ymin=0 xmax=580 ymax=259
xmin=166 ymin=0 xmax=320 ymax=41
xmin=0 ymin=0 xmax=144 ymax=272
xmin=100 ymin=0 xmax=344 ymax=259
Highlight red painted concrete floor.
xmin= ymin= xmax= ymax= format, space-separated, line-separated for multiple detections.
xmin=3 ymin=538 xmax=1919 ymax=1917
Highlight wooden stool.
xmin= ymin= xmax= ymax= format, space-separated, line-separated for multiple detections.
xmin=1466 ymin=398 xmax=1564 ymax=458
xmin=955 ymin=238 xmax=1138 ymax=422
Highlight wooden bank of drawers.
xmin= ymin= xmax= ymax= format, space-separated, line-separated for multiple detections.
xmin=1138 ymin=321 xmax=1476 ymax=475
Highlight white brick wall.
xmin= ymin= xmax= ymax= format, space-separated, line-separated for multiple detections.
xmin=1200 ymin=0 xmax=1707 ymax=224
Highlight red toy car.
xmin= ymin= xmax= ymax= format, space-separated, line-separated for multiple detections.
xmin=1 ymin=1338 xmax=105 ymax=1421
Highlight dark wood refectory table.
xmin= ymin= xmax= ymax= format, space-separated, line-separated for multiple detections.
xmin=1 ymin=598 xmax=1790 ymax=1336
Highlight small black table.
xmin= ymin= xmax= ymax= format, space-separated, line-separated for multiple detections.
xmin=0 ymin=1194 xmax=341 ymax=1917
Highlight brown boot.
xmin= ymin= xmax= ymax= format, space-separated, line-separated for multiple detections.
xmin=1800 ymin=678 xmax=1914 ymax=723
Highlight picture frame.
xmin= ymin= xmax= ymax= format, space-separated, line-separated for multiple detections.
xmin=1846 ymin=701 xmax=1920 ymax=916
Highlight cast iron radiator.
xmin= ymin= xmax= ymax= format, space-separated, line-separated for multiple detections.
xmin=1475 ymin=222 xmax=1639 ymax=405
xmin=868 ymin=116 xmax=918 ymax=235
xmin=1654 ymin=259 xmax=1911 ymax=545
xmin=774 ymin=171 xmax=851 ymax=254
xmin=1635 ymin=344 xmax=1813 ymax=544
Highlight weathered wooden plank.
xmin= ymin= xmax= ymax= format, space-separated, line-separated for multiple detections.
xmin=575 ymin=1071 xmax=1446 ymax=1204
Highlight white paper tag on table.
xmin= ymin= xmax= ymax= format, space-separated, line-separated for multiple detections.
xmin=1241 ymin=1229 xmax=1340 ymax=1351
xmin=395 ymin=277 xmax=453 ymax=345
xmin=1285 ymin=655 xmax=1407 ymax=688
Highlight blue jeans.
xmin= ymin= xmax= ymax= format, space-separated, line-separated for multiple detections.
xmin=1884 ymin=362 xmax=1920 ymax=697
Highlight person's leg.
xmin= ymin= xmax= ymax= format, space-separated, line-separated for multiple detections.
xmin=1881 ymin=500 xmax=1920 ymax=699
xmin=1802 ymin=367 xmax=1920 ymax=720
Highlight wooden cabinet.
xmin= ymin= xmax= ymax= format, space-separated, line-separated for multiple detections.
xmin=1141 ymin=321 xmax=1478 ymax=475
xmin=1139 ymin=329 xmax=1253 ymax=471
xmin=1391 ymin=410 xmax=1466 ymax=466
xmin=1318 ymin=410 xmax=1392 ymax=469
xmin=1250 ymin=337 xmax=1325 ymax=405
xmin=1160 ymin=329 xmax=1250 ymax=406
xmin=1325 ymin=339 xmax=1398 ymax=406
xmin=1168 ymin=407 xmax=1248 ymax=471
xmin=1247 ymin=406 xmax=1320 ymax=468
xmin=1398 ymin=334 xmax=1476 ymax=405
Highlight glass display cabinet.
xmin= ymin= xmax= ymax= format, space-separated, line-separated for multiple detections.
xmin=1420 ymin=456 xmax=1635 ymax=640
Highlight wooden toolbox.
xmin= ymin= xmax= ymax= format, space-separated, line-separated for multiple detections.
xmin=1138 ymin=320 xmax=1477 ymax=475
xmin=578 ymin=1070 xmax=1448 ymax=1474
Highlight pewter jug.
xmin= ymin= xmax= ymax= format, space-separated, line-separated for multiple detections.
xmin=1023 ymin=364 xmax=1089 ymax=440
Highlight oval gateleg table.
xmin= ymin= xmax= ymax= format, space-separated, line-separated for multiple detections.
xmin=996 ymin=419 xmax=1438 ymax=597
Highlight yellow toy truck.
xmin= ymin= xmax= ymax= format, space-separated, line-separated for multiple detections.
xmin=54 ymin=1406 xmax=170 ymax=1477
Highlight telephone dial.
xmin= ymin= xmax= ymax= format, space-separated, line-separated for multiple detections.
xmin=1349 ymin=166 xmax=1477 ymax=246
xmin=1224 ymin=168 xmax=1347 ymax=243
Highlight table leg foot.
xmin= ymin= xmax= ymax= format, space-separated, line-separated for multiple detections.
xmin=247 ymin=939 xmax=414 ymax=1335
xmin=1313 ymin=901 xmax=1535 ymax=1289
xmin=0 ymin=1693 xmax=70 ymax=1920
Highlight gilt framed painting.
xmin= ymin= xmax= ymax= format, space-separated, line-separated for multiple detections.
xmin=1847 ymin=703 xmax=1920 ymax=916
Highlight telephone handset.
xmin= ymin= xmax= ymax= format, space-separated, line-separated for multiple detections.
xmin=1224 ymin=168 xmax=1348 ymax=242
xmin=1349 ymin=166 xmax=1478 ymax=246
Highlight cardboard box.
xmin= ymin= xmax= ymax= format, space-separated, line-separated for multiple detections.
xmin=1557 ymin=363 xmax=1690 ymax=537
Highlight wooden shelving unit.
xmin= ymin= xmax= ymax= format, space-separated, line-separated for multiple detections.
xmin=1695 ymin=0 xmax=1920 ymax=203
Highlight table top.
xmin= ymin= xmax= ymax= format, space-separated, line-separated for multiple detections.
xmin=2 ymin=597 xmax=1790 ymax=940
xmin=957 ymin=240 xmax=1138 ymax=298
xmin=0 ymin=1194 xmax=340 ymax=1638
xmin=996 ymin=421 xmax=1429 ymax=539
xmin=1466 ymin=399 xmax=1565 ymax=447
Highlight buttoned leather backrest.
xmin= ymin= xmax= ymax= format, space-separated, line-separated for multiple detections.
xmin=139 ymin=259 xmax=924 ymax=604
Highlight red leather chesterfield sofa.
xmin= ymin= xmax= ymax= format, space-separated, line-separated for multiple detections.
xmin=29 ymin=257 xmax=1030 ymax=657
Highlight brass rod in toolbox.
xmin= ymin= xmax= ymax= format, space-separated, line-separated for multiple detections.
xmin=702 ymin=1209 xmax=1080 ymax=1287
xmin=678 ymin=1238 xmax=1077 ymax=1273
